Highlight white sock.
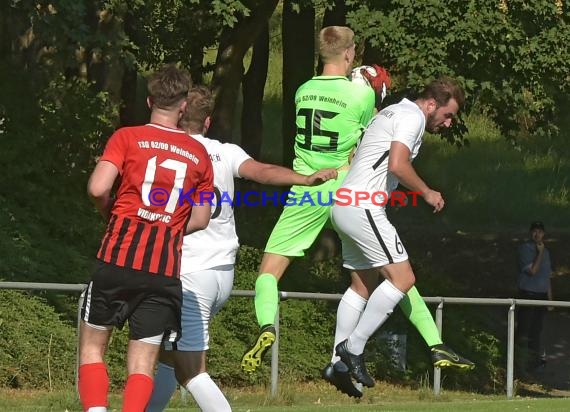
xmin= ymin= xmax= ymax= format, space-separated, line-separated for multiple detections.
xmin=186 ymin=372 xmax=231 ymax=412
xmin=86 ymin=408 xmax=107 ymax=412
xmin=347 ymin=280 xmax=405 ymax=355
xmin=331 ymin=287 xmax=367 ymax=363
xmin=146 ymin=362 xmax=178 ymax=412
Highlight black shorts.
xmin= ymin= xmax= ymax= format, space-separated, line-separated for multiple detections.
xmin=81 ymin=260 xmax=182 ymax=342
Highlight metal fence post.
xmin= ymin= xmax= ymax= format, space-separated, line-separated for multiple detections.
xmin=507 ymin=301 xmax=516 ymax=399
xmin=433 ymin=299 xmax=443 ymax=396
xmin=76 ymin=290 xmax=85 ymax=394
xmin=270 ymin=301 xmax=280 ymax=397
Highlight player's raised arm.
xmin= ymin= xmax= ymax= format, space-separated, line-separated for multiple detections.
xmin=238 ymin=158 xmax=337 ymax=187
xmin=388 ymin=141 xmax=444 ymax=212
xmin=87 ymin=160 xmax=118 ymax=220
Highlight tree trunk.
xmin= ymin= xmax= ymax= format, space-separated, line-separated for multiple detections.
xmin=119 ymin=9 xmax=140 ymax=127
xmin=0 ymin=4 xmax=31 ymax=65
xmin=208 ymin=0 xmax=279 ymax=142
xmin=282 ymin=0 xmax=315 ymax=167
xmin=322 ymin=0 xmax=346 ymax=27
xmin=95 ymin=11 xmax=126 ymax=107
xmin=316 ymin=0 xmax=347 ymax=74
xmin=119 ymin=67 xmax=139 ymax=126
xmin=241 ymin=24 xmax=269 ymax=159
xmin=190 ymin=45 xmax=205 ymax=86
xmin=0 ymin=2 xmax=11 ymax=61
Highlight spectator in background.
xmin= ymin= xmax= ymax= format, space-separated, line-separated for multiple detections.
xmin=516 ymin=220 xmax=553 ymax=372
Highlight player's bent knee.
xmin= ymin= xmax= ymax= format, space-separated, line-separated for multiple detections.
xmin=174 ymin=367 xmax=199 ymax=388
xmin=400 ymin=276 xmax=416 ymax=292
xmin=380 ymin=266 xmax=415 ymax=293
xmin=259 ymin=253 xmax=292 ymax=279
xmin=393 ymin=271 xmax=415 ymax=292
xmin=173 ymin=350 xmax=204 ymax=385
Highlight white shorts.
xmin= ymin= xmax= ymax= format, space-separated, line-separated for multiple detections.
xmin=167 ymin=265 xmax=234 ymax=351
xmin=331 ymin=204 xmax=408 ymax=270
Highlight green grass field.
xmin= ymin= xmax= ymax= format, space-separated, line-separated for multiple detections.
xmin=2 ymin=383 xmax=570 ymax=411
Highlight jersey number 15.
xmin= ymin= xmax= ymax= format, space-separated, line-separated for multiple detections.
xmin=296 ymin=108 xmax=339 ymax=152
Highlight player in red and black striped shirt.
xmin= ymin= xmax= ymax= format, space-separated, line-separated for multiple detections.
xmin=95 ymin=119 xmax=213 ymax=277
xmin=78 ymin=64 xmax=214 ymax=412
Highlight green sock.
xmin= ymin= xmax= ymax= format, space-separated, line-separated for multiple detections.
xmin=399 ymin=286 xmax=443 ymax=347
xmin=255 ymin=273 xmax=279 ymax=327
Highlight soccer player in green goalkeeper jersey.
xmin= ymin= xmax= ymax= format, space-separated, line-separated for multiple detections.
xmin=241 ymin=25 xmax=474 ymax=397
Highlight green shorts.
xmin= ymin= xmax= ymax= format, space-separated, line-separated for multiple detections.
xmin=264 ymin=170 xmax=347 ymax=257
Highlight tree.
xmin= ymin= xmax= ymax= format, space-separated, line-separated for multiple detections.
xmin=346 ymin=0 xmax=570 ymax=140
xmin=241 ymin=24 xmax=270 ymax=159
xmin=208 ymin=0 xmax=279 ymax=141
xmin=281 ymin=0 xmax=316 ymax=166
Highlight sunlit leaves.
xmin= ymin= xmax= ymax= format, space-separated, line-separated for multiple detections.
xmin=346 ymin=0 xmax=570 ymax=140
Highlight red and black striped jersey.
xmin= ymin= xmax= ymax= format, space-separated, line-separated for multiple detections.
xmin=96 ymin=123 xmax=214 ymax=277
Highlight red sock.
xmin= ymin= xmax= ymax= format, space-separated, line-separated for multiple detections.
xmin=122 ymin=373 xmax=154 ymax=412
xmin=78 ymin=362 xmax=109 ymax=411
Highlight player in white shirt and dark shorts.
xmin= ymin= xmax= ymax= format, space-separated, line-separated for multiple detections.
xmin=146 ymin=86 xmax=337 ymax=412
xmin=330 ymin=77 xmax=470 ymax=390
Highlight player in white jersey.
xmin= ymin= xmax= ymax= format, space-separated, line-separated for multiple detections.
xmin=146 ymin=86 xmax=337 ymax=412
xmin=329 ymin=77 xmax=467 ymax=389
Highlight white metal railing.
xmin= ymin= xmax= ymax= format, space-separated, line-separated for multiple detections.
xmin=1 ymin=281 xmax=569 ymax=399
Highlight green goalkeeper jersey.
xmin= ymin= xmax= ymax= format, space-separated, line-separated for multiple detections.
xmin=293 ymin=75 xmax=375 ymax=174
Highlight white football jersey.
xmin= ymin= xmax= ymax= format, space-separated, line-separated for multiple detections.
xmin=180 ymin=134 xmax=251 ymax=279
xmin=340 ymin=98 xmax=425 ymax=208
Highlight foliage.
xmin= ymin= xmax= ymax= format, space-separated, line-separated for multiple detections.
xmin=6 ymin=1 xmax=126 ymax=80
xmin=401 ymin=113 xmax=570 ymax=231
xmin=103 ymin=327 xmax=131 ymax=389
xmin=206 ymin=246 xmax=505 ymax=392
xmin=346 ymin=0 xmax=570 ymax=140
xmin=125 ymin=0 xmax=242 ymax=71
xmin=5 ymin=0 xmax=256 ymax=99
xmin=0 ymin=62 xmax=114 ymax=285
xmin=206 ymin=245 xmax=349 ymax=385
xmin=38 ymin=75 xmax=117 ymax=175
xmin=0 ymin=290 xmax=76 ymax=389
xmin=289 ymin=0 xmax=338 ymax=14
xmin=0 ymin=244 xmax=533 ymax=394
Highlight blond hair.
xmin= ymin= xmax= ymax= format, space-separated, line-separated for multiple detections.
xmin=318 ymin=26 xmax=354 ymax=64
xmin=179 ymin=85 xmax=214 ymax=133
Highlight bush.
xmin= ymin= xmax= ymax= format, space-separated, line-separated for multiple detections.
xmin=0 ymin=290 xmax=76 ymax=389
xmin=0 ymin=244 xmax=505 ymax=393
xmin=207 ymin=245 xmax=505 ymax=392
xmin=347 ymin=0 xmax=570 ymax=141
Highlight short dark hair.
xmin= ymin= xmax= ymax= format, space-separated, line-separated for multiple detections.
xmin=418 ymin=76 xmax=465 ymax=109
xmin=529 ymin=221 xmax=545 ymax=231
xmin=179 ymin=85 xmax=214 ymax=133
xmin=147 ymin=64 xmax=192 ymax=109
